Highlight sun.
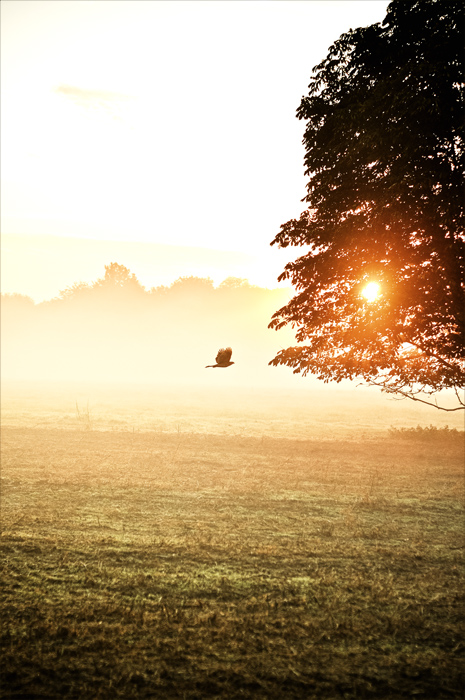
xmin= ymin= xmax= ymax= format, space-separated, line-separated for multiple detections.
xmin=361 ymin=281 xmax=381 ymax=303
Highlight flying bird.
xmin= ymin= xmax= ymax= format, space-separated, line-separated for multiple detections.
xmin=205 ymin=347 xmax=234 ymax=368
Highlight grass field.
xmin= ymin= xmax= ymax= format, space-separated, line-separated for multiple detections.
xmin=1 ymin=384 xmax=464 ymax=698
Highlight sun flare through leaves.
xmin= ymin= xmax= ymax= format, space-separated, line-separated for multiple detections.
xmin=268 ymin=0 xmax=465 ymax=411
xmin=361 ymin=282 xmax=381 ymax=303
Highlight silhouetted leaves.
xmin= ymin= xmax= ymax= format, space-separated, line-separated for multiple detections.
xmin=269 ymin=0 xmax=464 ymax=410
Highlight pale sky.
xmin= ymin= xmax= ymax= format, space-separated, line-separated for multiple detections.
xmin=1 ymin=0 xmax=390 ymax=299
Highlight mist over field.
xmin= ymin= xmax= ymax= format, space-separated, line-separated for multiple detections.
xmin=2 ymin=0 xmax=464 ymax=694
xmin=2 ymin=267 xmax=464 ymax=700
xmin=1 ymin=265 xmax=297 ymax=387
xmin=2 ymin=262 xmax=463 ymax=433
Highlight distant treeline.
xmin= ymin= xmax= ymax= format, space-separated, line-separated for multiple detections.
xmin=1 ymin=263 xmax=295 ymax=384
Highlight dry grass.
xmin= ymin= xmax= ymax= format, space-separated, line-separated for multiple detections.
xmin=1 ymin=424 xmax=464 ymax=699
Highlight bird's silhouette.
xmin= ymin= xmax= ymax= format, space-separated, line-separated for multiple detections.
xmin=205 ymin=347 xmax=234 ymax=368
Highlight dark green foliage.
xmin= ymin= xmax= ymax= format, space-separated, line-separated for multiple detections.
xmin=269 ymin=0 xmax=465 ymax=409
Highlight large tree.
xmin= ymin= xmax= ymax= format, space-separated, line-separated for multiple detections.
xmin=269 ymin=0 xmax=464 ymax=411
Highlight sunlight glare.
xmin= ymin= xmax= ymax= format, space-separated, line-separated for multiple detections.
xmin=362 ymin=281 xmax=381 ymax=303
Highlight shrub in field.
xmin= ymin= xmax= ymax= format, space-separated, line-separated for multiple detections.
xmin=388 ymin=424 xmax=464 ymax=441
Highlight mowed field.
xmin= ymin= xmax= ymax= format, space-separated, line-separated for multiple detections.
xmin=1 ymin=383 xmax=464 ymax=699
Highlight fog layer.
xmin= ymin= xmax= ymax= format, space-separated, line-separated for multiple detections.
xmin=2 ymin=263 xmax=299 ymax=388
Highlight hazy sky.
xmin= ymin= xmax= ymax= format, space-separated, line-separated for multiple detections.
xmin=1 ymin=0 xmax=390 ymax=298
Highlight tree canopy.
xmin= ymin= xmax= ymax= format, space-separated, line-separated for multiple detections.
xmin=269 ymin=0 xmax=464 ymax=410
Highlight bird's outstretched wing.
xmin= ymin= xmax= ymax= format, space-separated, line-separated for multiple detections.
xmin=216 ymin=347 xmax=232 ymax=365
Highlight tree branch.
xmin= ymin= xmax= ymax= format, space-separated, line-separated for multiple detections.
xmin=369 ymin=382 xmax=465 ymax=412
